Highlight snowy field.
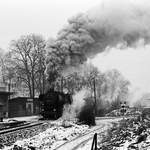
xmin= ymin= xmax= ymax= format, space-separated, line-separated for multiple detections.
xmin=1 ymin=117 xmax=121 ymax=150
xmin=3 ymin=119 xmax=89 ymax=150
xmin=98 ymin=117 xmax=150 ymax=150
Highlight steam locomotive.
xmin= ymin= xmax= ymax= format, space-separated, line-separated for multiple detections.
xmin=39 ymin=89 xmax=72 ymax=119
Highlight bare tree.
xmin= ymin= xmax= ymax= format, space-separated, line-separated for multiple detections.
xmin=0 ymin=51 xmax=17 ymax=92
xmin=9 ymin=34 xmax=46 ymax=98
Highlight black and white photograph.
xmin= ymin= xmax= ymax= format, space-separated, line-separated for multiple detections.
xmin=0 ymin=0 xmax=150 ymax=149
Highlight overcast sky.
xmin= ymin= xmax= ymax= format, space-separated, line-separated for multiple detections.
xmin=0 ymin=0 xmax=150 ymax=98
xmin=0 ymin=0 xmax=100 ymax=50
xmin=91 ymin=46 xmax=150 ymax=94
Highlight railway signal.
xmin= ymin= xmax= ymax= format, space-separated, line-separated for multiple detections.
xmin=120 ymin=101 xmax=128 ymax=120
xmin=120 ymin=102 xmax=127 ymax=114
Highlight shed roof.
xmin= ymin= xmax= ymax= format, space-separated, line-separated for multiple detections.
xmin=10 ymin=97 xmax=38 ymax=101
xmin=0 ymin=91 xmax=13 ymax=95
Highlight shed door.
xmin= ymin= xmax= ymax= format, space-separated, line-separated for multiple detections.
xmin=0 ymin=105 xmax=3 ymax=117
xmin=26 ymin=102 xmax=33 ymax=115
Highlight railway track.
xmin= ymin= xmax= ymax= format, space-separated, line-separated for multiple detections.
xmin=0 ymin=121 xmax=49 ymax=147
xmin=0 ymin=118 xmax=121 ymax=149
xmin=55 ymin=122 xmax=111 ymax=150
xmin=71 ymin=129 xmax=107 ymax=150
xmin=55 ymin=118 xmax=122 ymax=150
xmin=0 ymin=122 xmax=43 ymax=135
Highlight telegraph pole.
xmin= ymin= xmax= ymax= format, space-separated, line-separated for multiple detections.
xmin=93 ymin=78 xmax=97 ymax=116
xmin=60 ymin=77 xmax=63 ymax=92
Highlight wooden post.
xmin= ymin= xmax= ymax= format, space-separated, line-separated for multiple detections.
xmin=95 ymin=133 xmax=97 ymax=150
xmin=60 ymin=77 xmax=63 ymax=92
xmin=7 ymin=82 xmax=11 ymax=118
xmin=93 ymin=78 xmax=97 ymax=116
xmin=91 ymin=133 xmax=97 ymax=150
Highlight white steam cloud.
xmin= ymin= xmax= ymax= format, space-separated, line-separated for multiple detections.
xmin=62 ymin=88 xmax=90 ymax=120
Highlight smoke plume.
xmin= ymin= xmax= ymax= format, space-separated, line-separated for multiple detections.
xmin=46 ymin=0 xmax=150 ymax=106
xmin=50 ymin=0 xmax=150 ymax=67
xmin=46 ymin=0 xmax=150 ymax=77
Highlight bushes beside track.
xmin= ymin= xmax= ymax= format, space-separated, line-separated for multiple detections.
xmin=77 ymin=98 xmax=96 ymax=126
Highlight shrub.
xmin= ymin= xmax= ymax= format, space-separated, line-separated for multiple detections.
xmin=77 ymin=98 xmax=96 ymax=126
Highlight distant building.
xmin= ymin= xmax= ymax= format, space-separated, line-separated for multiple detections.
xmin=0 ymin=68 xmax=40 ymax=118
xmin=0 ymin=82 xmax=12 ymax=118
xmin=9 ymin=97 xmax=40 ymax=117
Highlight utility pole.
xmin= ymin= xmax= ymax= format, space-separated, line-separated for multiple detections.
xmin=7 ymin=81 xmax=11 ymax=118
xmin=60 ymin=77 xmax=63 ymax=92
xmin=93 ymin=77 xmax=97 ymax=116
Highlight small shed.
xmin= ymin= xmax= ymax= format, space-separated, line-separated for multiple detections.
xmin=0 ymin=91 xmax=12 ymax=118
xmin=9 ymin=97 xmax=40 ymax=117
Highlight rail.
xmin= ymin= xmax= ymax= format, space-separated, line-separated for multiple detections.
xmin=0 ymin=122 xmax=43 ymax=135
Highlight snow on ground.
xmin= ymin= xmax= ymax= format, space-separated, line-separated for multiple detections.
xmin=76 ymin=140 xmax=92 ymax=150
xmin=1 ymin=117 xmax=122 ymax=150
xmin=56 ymin=118 xmax=121 ymax=150
xmin=97 ymin=117 xmax=150 ymax=150
xmin=116 ymin=130 xmax=150 ymax=150
xmin=73 ymin=127 xmax=107 ymax=150
xmin=4 ymin=115 xmax=41 ymax=122
xmin=3 ymin=120 xmax=89 ymax=150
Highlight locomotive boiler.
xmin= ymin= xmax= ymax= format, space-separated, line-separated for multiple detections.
xmin=39 ymin=89 xmax=72 ymax=119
